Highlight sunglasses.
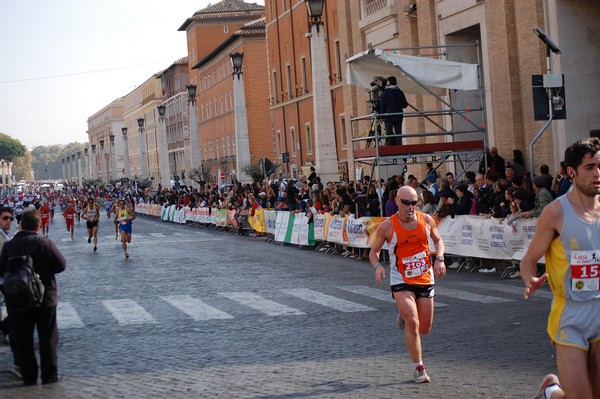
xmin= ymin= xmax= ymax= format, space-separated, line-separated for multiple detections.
xmin=399 ymin=199 xmax=418 ymax=207
xmin=2 ymin=216 xmax=14 ymax=221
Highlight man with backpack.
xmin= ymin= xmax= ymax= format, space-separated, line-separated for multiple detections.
xmin=0 ymin=208 xmax=67 ymax=385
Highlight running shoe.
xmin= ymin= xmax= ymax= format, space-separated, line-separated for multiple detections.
xmin=448 ymin=262 xmax=460 ymax=269
xmin=125 ymin=252 xmax=129 ymax=259
xmin=93 ymin=246 xmax=97 ymax=252
xmin=88 ymin=237 xmax=91 ymax=243
xmin=413 ymin=365 xmax=430 ymax=383
xmin=396 ymin=313 xmax=405 ymax=330
xmin=534 ymin=374 xmax=560 ymax=399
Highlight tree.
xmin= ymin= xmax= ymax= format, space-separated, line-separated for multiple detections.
xmin=31 ymin=145 xmax=63 ymax=180
xmin=242 ymin=159 xmax=281 ymax=182
xmin=31 ymin=142 xmax=86 ymax=181
xmin=0 ymin=133 xmax=26 ymax=162
xmin=12 ymin=150 xmax=33 ymax=181
xmin=189 ymin=166 xmax=212 ymax=186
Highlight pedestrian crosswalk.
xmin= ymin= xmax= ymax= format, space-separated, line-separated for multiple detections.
xmin=56 ymin=282 xmax=545 ymax=330
xmin=58 ymin=231 xmax=221 ymax=243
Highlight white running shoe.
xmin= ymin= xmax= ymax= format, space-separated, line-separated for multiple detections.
xmin=509 ymin=271 xmax=521 ymax=278
xmin=448 ymin=262 xmax=460 ymax=269
xmin=534 ymin=374 xmax=560 ymax=399
xmin=413 ymin=365 xmax=430 ymax=383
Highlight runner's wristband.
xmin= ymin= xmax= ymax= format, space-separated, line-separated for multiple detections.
xmin=374 ymin=263 xmax=383 ymax=270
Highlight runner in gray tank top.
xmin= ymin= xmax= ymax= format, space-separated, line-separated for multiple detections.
xmin=520 ymin=137 xmax=600 ymax=399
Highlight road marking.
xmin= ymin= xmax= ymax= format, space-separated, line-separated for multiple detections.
xmin=150 ymin=233 xmax=166 ymax=237
xmin=457 ymin=281 xmax=554 ymax=300
xmin=220 ymin=292 xmax=305 ymax=316
xmin=436 ymin=287 xmax=514 ymax=303
xmin=281 ymin=288 xmax=376 ymax=313
xmin=337 ymin=285 xmax=447 ymax=307
xmin=61 ymin=238 xmax=74 ymax=242
xmin=102 ymin=299 xmax=156 ymax=325
xmin=57 ymin=302 xmax=85 ymax=328
xmin=160 ymin=295 xmax=233 ymax=321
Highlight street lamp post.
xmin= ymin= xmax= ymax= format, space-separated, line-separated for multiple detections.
xmin=71 ymin=154 xmax=77 ymax=184
xmin=99 ymin=139 xmax=107 ymax=183
xmin=230 ymin=52 xmax=251 ymax=183
xmin=122 ymin=127 xmax=131 ymax=180
xmin=307 ymin=0 xmax=338 ymax=182
xmin=187 ymin=84 xmax=201 ymax=188
xmin=61 ymin=158 xmax=66 ymax=181
xmin=156 ymin=105 xmax=171 ymax=187
xmin=109 ymin=133 xmax=117 ymax=182
xmin=91 ymin=144 xmax=97 ymax=180
xmin=84 ymin=146 xmax=89 ymax=181
xmin=77 ymin=152 xmax=82 ymax=186
xmin=138 ymin=117 xmax=148 ymax=180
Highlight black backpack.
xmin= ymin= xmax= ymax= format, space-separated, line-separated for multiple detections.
xmin=2 ymin=239 xmax=44 ymax=312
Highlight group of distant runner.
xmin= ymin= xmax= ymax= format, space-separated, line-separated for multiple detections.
xmin=2 ymin=189 xmax=137 ymax=259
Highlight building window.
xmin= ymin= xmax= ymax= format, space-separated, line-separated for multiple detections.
xmin=214 ymin=98 xmax=217 ymax=115
xmin=224 ymin=26 xmax=229 ymax=33
xmin=334 ymin=40 xmax=342 ymax=82
xmin=221 ymin=96 xmax=224 ymax=112
xmin=272 ymin=70 xmax=278 ymax=103
xmin=286 ymin=64 xmax=292 ymax=99
xmin=290 ymin=127 xmax=297 ymax=156
xmin=301 ymin=57 xmax=307 ymax=94
xmin=340 ymin=115 xmax=347 ymax=147
xmin=305 ymin=123 xmax=312 ymax=154
xmin=204 ymin=143 xmax=207 ymax=160
xmin=227 ymin=136 xmax=231 ymax=156
xmin=277 ymin=131 xmax=282 ymax=158
xmin=364 ymin=0 xmax=388 ymax=16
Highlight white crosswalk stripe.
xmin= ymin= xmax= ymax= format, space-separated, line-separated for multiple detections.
xmin=57 ymin=302 xmax=85 ymax=328
xmin=435 ymin=287 xmax=514 ymax=303
xmin=102 ymin=299 xmax=156 ymax=325
xmin=281 ymin=288 xmax=377 ymax=313
xmin=160 ymin=295 xmax=233 ymax=321
xmin=220 ymin=292 xmax=305 ymax=316
xmin=150 ymin=233 xmax=166 ymax=237
xmin=456 ymin=281 xmax=554 ymax=300
xmin=336 ymin=285 xmax=448 ymax=307
xmin=56 ymin=284 xmax=524 ymax=330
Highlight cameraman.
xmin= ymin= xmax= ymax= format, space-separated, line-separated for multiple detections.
xmin=380 ymin=76 xmax=408 ymax=146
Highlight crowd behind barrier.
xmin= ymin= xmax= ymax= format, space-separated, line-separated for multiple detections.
xmin=137 ymin=204 xmax=542 ymax=263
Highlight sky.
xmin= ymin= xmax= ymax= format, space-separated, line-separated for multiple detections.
xmin=0 ymin=0 xmax=264 ymax=149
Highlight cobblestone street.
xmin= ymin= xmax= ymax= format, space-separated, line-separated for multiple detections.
xmin=0 ymin=215 xmax=556 ymax=398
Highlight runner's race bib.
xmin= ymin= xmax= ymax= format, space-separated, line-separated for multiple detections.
xmin=402 ymin=251 xmax=429 ymax=278
xmin=571 ymin=250 xmax=600 ymax=291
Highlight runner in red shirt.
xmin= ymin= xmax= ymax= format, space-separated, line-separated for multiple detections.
xmin=63 ymin=202 xmax=76 ymax=239
xmin=40 ymin=201 xmax=51 ymax=236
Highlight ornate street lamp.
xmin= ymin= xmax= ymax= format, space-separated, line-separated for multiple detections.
xmin=186 ymin=84 xmax=197 ymax=105
xmin=230 ymin=52 xmax=244 ymax=79
xmin=306 ymin=0 xmax=325 ymax=31
xmin=137 ymin=117 xmax=148 ymax=179
xmin=157 ymin=104 xmax=166 ymax=120
xmin=121 ymin=127 xmax=128 ymax=138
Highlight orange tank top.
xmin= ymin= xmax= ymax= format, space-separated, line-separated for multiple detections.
xmin=389 ymin=212 xmax=432 ymax=285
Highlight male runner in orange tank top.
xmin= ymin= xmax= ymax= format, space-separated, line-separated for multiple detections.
xmin=369 ymin=185 xmax=446 ymax=383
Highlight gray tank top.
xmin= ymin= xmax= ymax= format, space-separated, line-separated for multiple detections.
xmin=549 ymin=195 xmax=600 ymax=301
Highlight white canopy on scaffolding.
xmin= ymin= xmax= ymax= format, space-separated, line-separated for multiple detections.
xmin=345 ymin=49 xmax=479 ymax=96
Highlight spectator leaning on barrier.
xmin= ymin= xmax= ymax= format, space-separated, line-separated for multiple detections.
xmin=521 ymin=176 xmax=553 ymax=219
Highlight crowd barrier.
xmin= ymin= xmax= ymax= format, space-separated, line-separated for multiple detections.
xmin=135 ymin=204 xmax=539 ymax=261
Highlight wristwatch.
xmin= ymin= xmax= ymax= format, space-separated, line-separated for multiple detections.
xmin=436 ymin=256 xmax=445 ymax=262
